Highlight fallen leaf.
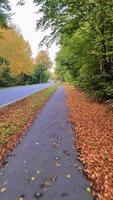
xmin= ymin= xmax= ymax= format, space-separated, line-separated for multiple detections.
xmin=34 ymin=192 xmax=44 ymax=199
xmin=31 ymin=176 xmax=36 ymax=181
xmin=40 ymin=181 xmax=51 ymax=190
xmin=55 ymin=162 xmax=61 ymax=167
xmin=0 ymin=187 xmax=7 ymax=193
xmin=3 ymin=181 xmax=8 ymax=186
xmin=36 ymin=170 xmax=41 ymax=174
xmin=86 ymin=187 xmax=91 ymax=193
xmin=65 ymin=86 xmax=113 ymax=199
xmin=50 ymin=176 xmax=57 ymax=182
xmin=19 ymin=194 xmax=25 ymax=200
xmin=54 ymin=156 xmax=60 ymax=160
xmin=66 ymin=174 xmax=71 ymax=179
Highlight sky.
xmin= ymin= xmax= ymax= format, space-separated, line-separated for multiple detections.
xmin=9 ymin=0 xmax=59 ymax=68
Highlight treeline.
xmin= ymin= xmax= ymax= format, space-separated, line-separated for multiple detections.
xmin=0 ymin=1 xmax=52 ymax=87
xmin=0 ymin=27 xmax=51 ymax=87
xmin=34 ymin=0 xmax=113 ymax=102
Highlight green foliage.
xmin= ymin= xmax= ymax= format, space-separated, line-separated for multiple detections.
xmin=34 ymin=0 xmax=113 ymax=101
xmin=0 ymin=0 xmax=10 ymax=28
xmin=0 ymin=64 xmax=13 ymax=87
xmin=81 ymin=74 xmax=113 ymax=102
xmin=15 ymin=73 xmax=33 ymax=85
xmin=0 ymin=56 xmax=9 ymax=65
xmin=32 ymin=65 xmax=50 ymax=83
xmin=32 ymin=50 xmax=52 ymax=83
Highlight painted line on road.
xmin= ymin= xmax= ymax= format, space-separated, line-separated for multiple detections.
xmin=0 ymin=86 xmax=52 ymax=108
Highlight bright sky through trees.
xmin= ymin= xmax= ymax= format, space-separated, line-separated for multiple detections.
xmin=9 ymin=0 xmax=59 ymax=67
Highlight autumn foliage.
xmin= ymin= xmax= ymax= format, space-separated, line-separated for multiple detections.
xmin=0 ymin=27 xmax=33 ymax=75
xmin=35 ymin=50 xmax=52 ymax=69
xmin=0 ymin=86 xmax=57 ymax=166
xmin=66 ymin=86 xmax=113 ymax=200
xmin=0 ymin=28 xmax=52 ymax=86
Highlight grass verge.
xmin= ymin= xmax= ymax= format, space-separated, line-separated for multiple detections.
xmin=0 ymin=86 xmax=57 ymax=165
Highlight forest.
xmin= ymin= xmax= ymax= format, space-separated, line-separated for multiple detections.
xmin=0 ymin=1 xmax=52 ymax=87
xmin=33 ymin=0 xmax=113 ymax=102
xmin=1 ymin=0 xmax=113 ymax=100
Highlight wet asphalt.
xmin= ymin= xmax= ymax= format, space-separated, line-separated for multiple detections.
xmin=0 ymin=86 xmax=93 ymax=200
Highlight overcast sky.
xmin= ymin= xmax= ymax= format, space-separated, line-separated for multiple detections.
xmin=9 ymin=0 xmax=59 ymax=66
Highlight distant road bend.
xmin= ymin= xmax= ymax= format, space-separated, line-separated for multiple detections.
xmin=0 ymin=82 xmax=55 ymax=108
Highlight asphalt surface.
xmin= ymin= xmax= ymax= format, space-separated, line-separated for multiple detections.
xmin=0 ymin=86 xmax=93 ymax=200
xmin=0 ymin=82 xmax=54 ymax=107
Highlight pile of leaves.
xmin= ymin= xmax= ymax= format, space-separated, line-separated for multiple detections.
xmin=0 ymin=86 xmax=56 ymax=165
xmin=65 ymin=86 xmax=113 ymax=200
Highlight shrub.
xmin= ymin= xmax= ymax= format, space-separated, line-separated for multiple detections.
xmin=0 ymin=65 xmax=13 ymax=87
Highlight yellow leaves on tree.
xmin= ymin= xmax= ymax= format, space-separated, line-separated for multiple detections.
xmin=35 ymin=50 xmax=52 ymax=69
xmin=0 ymin=27 xmax=33 ymax=75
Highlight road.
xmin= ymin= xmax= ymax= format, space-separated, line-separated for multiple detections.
xmin=0 ymin=82 xmax=54 ymax=107
xmin=0 ymin=87 xmax=93 ymax=200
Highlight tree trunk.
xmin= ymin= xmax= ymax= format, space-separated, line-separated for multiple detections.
xmin=101 ymin=39 xmax=112 ymax=74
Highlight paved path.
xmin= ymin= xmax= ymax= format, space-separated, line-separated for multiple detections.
xmin=0 ymin=82 xmax=54 ymax=107
xmin=0 ymin=86 xmax=93 ymax=200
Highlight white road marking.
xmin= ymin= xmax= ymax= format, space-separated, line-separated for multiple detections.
xmin=0 ymin=86 xmax=51 ymax=108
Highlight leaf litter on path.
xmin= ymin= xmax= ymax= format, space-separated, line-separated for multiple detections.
xmin=65 ymin=86 xmax=113 ymax=200
xmin=0 ymin=86 xmax=57 ymax=166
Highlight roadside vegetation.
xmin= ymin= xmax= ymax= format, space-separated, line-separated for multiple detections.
xmin=66 ymin=86 xmax=113 ymax=200
xmin=0 ymin=27 xmax=52 ymax=87
xmin=34 ymin=0 xmax=113 ymax=102
xmin=0 ymin=2 xmax=52 ymax=87
xmin=0 ymin=86 xmax=57 ymax=165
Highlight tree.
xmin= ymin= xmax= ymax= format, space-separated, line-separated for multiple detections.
xmin=34 ymin=0 xmax=113 ymax=74
xmin=33 ymin=50 xmax=52 ymax=83
xmin=35 ymin=50 xmax=52 ymax=69
xmin=56 ymin=26 xmax=99 ymax=83
xmin=34 ymin=0 xmax=113 ymax=101
xmin=32 ymin=65 xmax=50 ymax=83
xmin=15 ymin=72 xmax=33 ymax=85
xmin=17 ymin=0 xmax=25 ymax=6
xmin=0 ymin=61 xmax=13 ymax=87
xmin=0 ymin=27 xmax=34 ymax=75
xmin=0 ymin=0 xmax=34 ymax=87
xmin=0 ymin=0 xmax=10 ymax=29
